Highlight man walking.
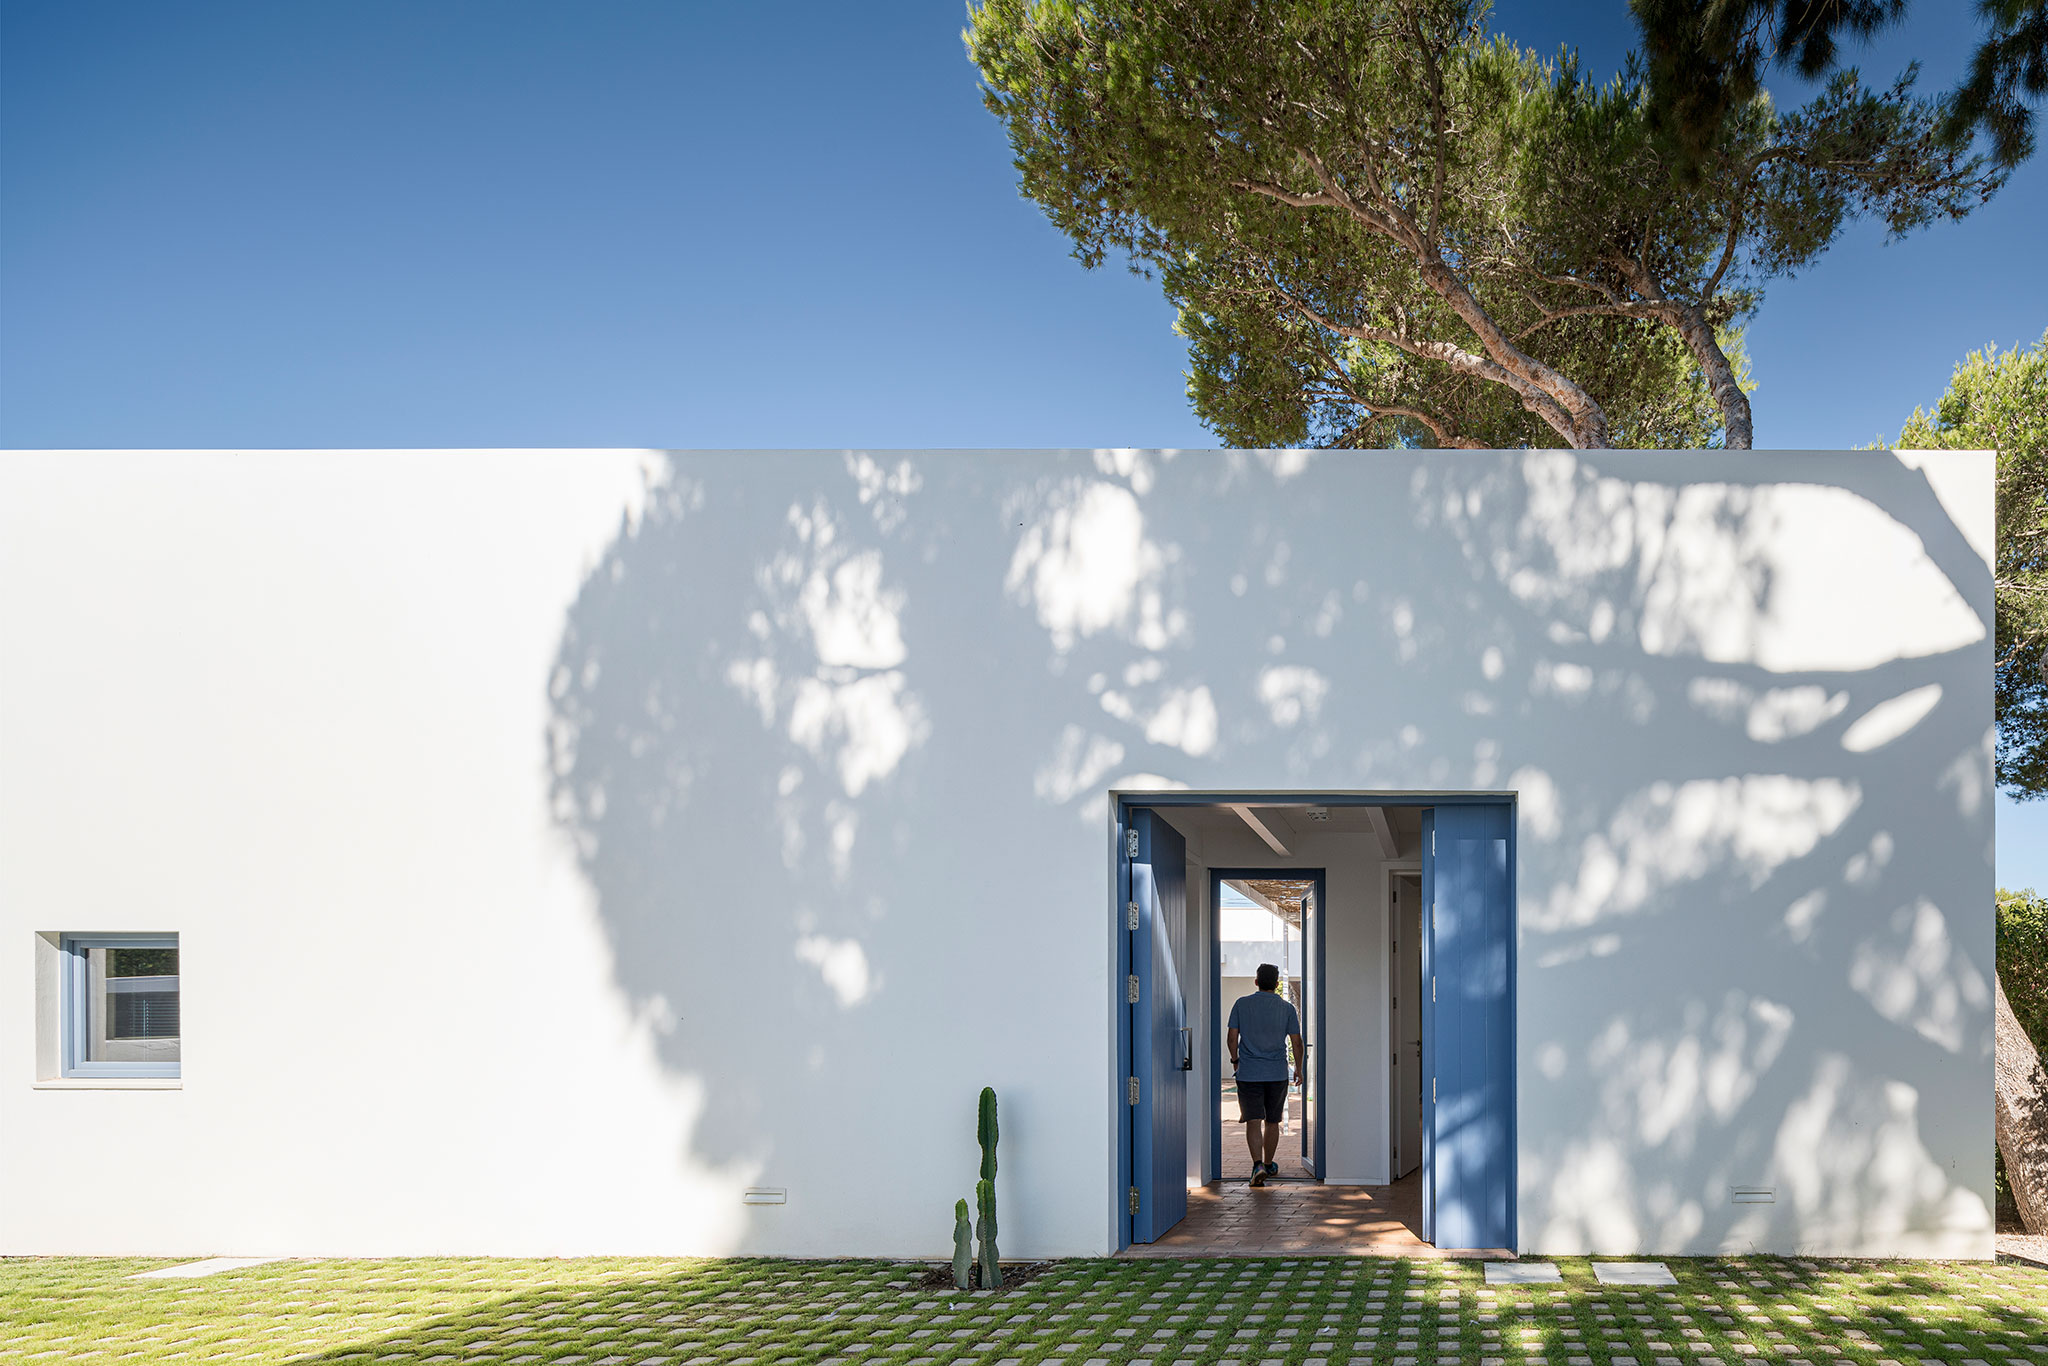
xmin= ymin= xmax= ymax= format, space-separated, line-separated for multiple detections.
xmin=1226 ymin=963 xmax=1305 ymax=1186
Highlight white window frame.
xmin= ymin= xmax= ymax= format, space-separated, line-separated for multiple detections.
xmin=61 ymin=933 xmax=180 ymax=1079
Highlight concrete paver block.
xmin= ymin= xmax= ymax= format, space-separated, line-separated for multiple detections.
xmin=132 ymin=1257 xmax=283 ymax=1279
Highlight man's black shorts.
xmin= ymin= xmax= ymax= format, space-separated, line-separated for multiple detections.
xmin=1235 ymin=1078 xmax=1288 ymax=1123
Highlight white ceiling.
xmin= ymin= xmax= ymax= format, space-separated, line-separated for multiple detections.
xmin=1150 ymin=802 xmax=1422 ymax=850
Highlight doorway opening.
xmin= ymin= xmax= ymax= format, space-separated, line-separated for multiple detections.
xmin=1115 ymin=793 xmax=1516 ymax=1256
xmin=1216 ymin=873 xmax=1321 ymax=1182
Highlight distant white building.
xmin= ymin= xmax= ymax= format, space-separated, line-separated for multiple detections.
xmin=1217 ymin=882 xmax=1305 ymax=1078
xmin=0 ymin=447 xmax=1997 ymax=1259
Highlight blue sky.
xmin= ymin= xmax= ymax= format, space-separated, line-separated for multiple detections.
xmin=3 ymin=1 xmax=2042 ymax=885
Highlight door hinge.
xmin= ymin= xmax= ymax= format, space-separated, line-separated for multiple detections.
xmin=1129 ymin=1186 xmax=1141 ymax=1214
xmin=1127 ymin=900 xmax=1140 ymax=931
xmin=1432 ymin=1077 xmax=1437 ymax=1102
xmin=1127 ymin=974 xmax=1141 ymax=1003
xmin=1432 ymin=975 xmax=1436 ymax=1002
xmin=1128 ymin=1076 xmax=1140 ymax=1105
xmin=1127 ymin=829 xmax=1140 ymax=858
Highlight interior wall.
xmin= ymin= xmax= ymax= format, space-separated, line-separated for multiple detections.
xmin=1184 ymin=856 xmax=1211 ymax=1186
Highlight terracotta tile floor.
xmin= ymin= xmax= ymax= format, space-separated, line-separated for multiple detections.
xmin=1125 ymin=1170 xmax=1507 ymax=1258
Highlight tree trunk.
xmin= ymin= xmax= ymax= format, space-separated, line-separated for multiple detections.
xmin=1609 ymin=261 xmax=1752 ymax=450
xmin=1418 ymin=260 xmax=1613 ymax=448
xmin=1668 ymin=303 xmax=1753 ymax=450
xmin=1995 ymin=971 xmax=2048 ymax=1233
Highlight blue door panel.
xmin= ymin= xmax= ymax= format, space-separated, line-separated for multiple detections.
xmin=1130 ymin=808 xmax=1188 ymax=1242
xmin=1419 ymin=808 xmax=1436 ymax=1247
xmin=1426 ymin=802 xmax=1514 ymax=1251
xmin=1117 ymin=808 xmax=1133 ymax=1249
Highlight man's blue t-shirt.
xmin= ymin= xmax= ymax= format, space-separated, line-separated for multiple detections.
xmin=1227 ymin=990 xmax=1301 ymax=1083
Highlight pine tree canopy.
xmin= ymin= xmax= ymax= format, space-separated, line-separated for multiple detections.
xmin=967 ymin=0 xmax=2004 ymax=450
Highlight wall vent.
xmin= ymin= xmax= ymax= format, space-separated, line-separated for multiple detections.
xmin=742 ymin=1187 xmax=787 ymax=1205
xmin=1729 ymin=1185 xmax=1774 ymax=1205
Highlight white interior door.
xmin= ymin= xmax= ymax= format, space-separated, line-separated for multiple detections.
xmin=1299 ymin=887 xmax=1318 ymax=1177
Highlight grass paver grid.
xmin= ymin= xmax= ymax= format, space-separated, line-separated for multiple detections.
xmin=0 ymin=1257 xmax=2039 ymax=1366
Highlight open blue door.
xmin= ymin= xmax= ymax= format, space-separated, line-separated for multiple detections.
xmin=1422 ymin=802 xmax=1514 ymax=1251
xmin=1128 ymin=808 xmax=1188 ymax=1243
xmin=1419 ymin=809 xmax=1436 ymax=1246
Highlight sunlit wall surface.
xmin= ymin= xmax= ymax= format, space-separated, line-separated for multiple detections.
xmin=0 ymin=447 xmax=1994 ymax=1258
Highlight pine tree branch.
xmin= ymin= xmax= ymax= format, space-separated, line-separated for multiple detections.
xmin=1269 ymin=284 xmax=1581 ymax=444
xmin=1513 ymin=301 xmax=1666 ymax=342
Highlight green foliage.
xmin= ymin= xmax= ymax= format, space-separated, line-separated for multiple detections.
xmin=977 ymin=1087 xmax=999 ymax=1181
xmin=951 ymin=1199 xmax=974 ymax=1290
xmin=974 ymin=1178 xmax=1001 ymax=1288
xmin=966 ymin=0 xmax=1999 ymax=451
xmin=107 ymin=948 xmax=177 ymax=977
xmin=1998 ymin=886 xmax=2048 ymax=1053
xmin=1631 ymin=0 xmax=2048 ymax=172
xmin=1949 ymin=1 xmax=2048 ymax=169
xmin=1890 ymin=332 xmax=2048 ymax=798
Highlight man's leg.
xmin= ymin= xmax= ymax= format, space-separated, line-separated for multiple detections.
xmin=1261 ymin=1083 xmax=1284 ymax=1169
xmin=1243 ymin=1119 xmax=1265 ymax=1166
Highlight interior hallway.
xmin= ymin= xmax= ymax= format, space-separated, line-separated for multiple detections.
xmin=1122 ymin=1172 xmax=1503 ymax=1258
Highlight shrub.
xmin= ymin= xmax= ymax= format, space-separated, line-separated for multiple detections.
xmin=1999 ymin=886 xmax=2048 ymax=1053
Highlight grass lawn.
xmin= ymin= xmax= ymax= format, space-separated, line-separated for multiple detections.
xmin=0 ymin=1254 xmax=2041 ymax=1365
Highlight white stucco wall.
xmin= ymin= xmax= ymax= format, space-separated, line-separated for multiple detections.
xmin=0 ymin=447 xmax=1995 ymax=1258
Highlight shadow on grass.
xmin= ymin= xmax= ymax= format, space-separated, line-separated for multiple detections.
xmin=284 ymin=1259 xmax=1089 ymax=1365
xmin=281 ymin=1255 xmax=2044 ymax=1366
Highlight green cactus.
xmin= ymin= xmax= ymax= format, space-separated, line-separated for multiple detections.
xmin=974 ymin=1088 xmax=1000 ymax=1287
xmin=977 ymin=1087 xmax=998 ymax=1181
xmin=975 ymin=1177 xmax=1001 ymax=1288
xmin=951 ymin=1198 xmax=973 ymax=1290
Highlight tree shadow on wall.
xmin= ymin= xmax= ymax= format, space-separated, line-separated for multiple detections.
xmin=545 ymin=446 xmax=1996 ymax=1255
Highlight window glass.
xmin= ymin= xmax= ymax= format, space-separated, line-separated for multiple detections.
xmin=87 ymin=944 xmax=180 ymax=1064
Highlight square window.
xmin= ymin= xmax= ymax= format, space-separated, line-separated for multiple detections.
xmin=62 ymin=934 xmax=179 ymax=1078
